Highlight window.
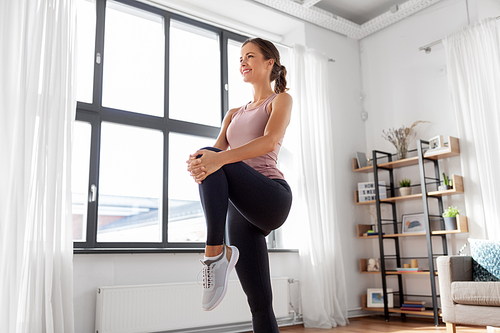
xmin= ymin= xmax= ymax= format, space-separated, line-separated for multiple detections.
xmin=169 ymin=20 xmax=221 ymax=126
xmin=167 ymin=133 xmax=213 ymax=243
xmin=101 ymin=1 xmax=165 ymax=116
xmin=73 ymin=0 xmax=249 ymax=250
xmin=96 ymin=122 xmax=163 ymax=243
xmin=73 ymin=0 xmax=294 ymax=251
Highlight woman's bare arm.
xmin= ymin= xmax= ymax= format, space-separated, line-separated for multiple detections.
xmin=187 ymin=93 xmax=292 ymax=183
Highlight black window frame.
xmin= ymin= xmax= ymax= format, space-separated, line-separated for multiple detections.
xmin=73 ymin=0 xmax=249 ymax=252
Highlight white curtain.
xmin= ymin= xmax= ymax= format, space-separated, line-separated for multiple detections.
xmin=289 ymin=44 xmax=349 ymax=328
xmin=443 ymin=17 xmax=500 ymax=241
xmin=0 ymin=0 xmax=76 ymax=332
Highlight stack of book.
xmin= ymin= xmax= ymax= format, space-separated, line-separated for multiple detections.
xmin=362 ymin=230 xmax=385 ymax=237
xmin=401 ymin=300 xmax=426 ymax=311
xmin=397 ymin=267 xmax=424 ymax=272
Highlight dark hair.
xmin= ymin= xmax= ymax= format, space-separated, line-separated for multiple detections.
xmin=242 ymin=37 xmax=289 ymax=94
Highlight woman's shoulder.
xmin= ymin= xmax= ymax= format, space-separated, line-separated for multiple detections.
xmin=223 ymin=106 xmax=243 ymax=124
xmin=228 ymin=107 xmax=240 ymax=115
xmin=269 ymin=92 xmax=292 ymax=114
xmin=275 ymin=92 xmax=292 ymax=100
xmin=228 ymin=106 xmax=244 ymax=116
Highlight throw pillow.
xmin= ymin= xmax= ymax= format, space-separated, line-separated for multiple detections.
xmin=469 ymin=238 xmax=500 ymax=281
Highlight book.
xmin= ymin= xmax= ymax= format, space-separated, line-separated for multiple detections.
xmin=404 ymin=300 xmax=426 ymax=305
xmin=363 ymin=232 xmax=385 ymax=237
xmin=401 ymin=306 xmax=426 ymax=311
xmin=401 ymin=303 xmax=425 ymax=308
xmin=396 ymin=267 xmax=423 ymax=271
xmin=397 ymin=270 xmax=423 ymax=273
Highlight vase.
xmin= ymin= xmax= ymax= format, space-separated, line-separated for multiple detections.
xmin=396 ymin=144 xmax=408 ymax=160
xmin=400 ymin=187 xmax=412 ymax=196
xmin=444 ymin=216 xmax=457 ymax=230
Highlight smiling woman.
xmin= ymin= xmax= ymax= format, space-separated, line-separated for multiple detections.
xmin=186 ymin=37 xmax=292 ymax=332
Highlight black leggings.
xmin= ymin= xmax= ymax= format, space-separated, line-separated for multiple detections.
xmin=198 ymin=147 xmax=292 ymax=333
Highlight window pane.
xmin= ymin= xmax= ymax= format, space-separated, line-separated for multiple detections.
xmin=76 ymin=0 xmax=96 ymax=103
xmin=168 ymin=133 xmax=213 ymax=243
xmin=72 ymin=121 xmax=92 ymax=242
xmin=169 ymin=20 xmax=221 ymax=127
xmin=102 ymin=1 xmax=165 ymax=116
xmin=97 ymin=123 xmax=163 ymax=242
xmin=228 ymin=39 xmax=252 ymax=109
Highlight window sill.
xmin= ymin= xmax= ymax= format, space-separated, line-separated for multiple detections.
xmin=73 ymin=247 xmax=299 ymax=254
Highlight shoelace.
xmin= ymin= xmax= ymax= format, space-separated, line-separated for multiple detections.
xmin=200 ymin=260 xmax=214 ymax=289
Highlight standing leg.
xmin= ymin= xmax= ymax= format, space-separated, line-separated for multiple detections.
xmin=227 ymin=203 xmax=279 ymax=333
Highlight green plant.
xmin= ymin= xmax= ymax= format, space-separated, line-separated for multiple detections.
xmin=443 ymin=206 xmax=460 ymax=218
xmin=399 ymin=178 xmax=412 ymax=187
xmin=442 ymin=173 xmax=453 ymax=187
xmin=442 ymin=172 xmax=449 ymax=185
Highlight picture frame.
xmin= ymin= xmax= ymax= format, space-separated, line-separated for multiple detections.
xmin=356 ymin=152 xmax=368 ymax=168
xmin=367 ymin=288 xmax=393 ymax=308
xmin=428 ymin=135 xmax=444 ymax=150
xmin=402 ymin=213 xmax=427 ymax=234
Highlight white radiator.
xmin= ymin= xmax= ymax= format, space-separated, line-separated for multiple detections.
xmin=95 ymin=277 xmax=290 ymax=333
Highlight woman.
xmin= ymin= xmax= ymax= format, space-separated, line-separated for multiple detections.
xmin=187 ymin=37 xmax=292 ymax=332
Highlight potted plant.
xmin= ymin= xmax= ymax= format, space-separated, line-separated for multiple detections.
xmin=399 ymin=178 xmax=412 ymax=196
xmin=439 ymin=172 xmax=453 ymax=191
xmin=443 ymin=206 xmax=460 ymax=230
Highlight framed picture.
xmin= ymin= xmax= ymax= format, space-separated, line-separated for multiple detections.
xmin=356 ymin=152 xmax=367 ymax=168
xmin=367 ymin=288 xmax=393 ymax=308
xmin=428 ymin=135 xmax=444 ymax=150
xmin=402 ymin=213 xmax=427 ymax=234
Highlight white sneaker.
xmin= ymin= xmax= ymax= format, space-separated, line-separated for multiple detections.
xmin=200 ymin=245 xmax=239 ymax=311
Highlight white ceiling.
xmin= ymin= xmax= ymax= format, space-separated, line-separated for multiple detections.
xmin=315 ymin=0 xmax=410 ymax=25
xmin=154 ymin=0 xmax=445 ymax=41
xmin=248 ymin=0 xmax=445 ymax=39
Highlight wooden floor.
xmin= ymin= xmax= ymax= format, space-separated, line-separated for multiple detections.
xmin=249 ymin=316 xmax=492 ymax=332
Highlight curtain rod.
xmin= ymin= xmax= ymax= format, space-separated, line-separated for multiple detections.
xmin=419 ymin=15 xmax=500 ymax=53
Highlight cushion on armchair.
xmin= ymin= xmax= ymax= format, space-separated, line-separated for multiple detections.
xmin=451 ymin=281 xmax=500 ymax=306
xmin=469 ymin=238 xmax=500 ymax=282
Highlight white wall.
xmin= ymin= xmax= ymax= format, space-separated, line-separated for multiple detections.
xmin=477 ymin=0 xmax=500 ymax=19
xmin=73 ymin=251 xmax=301 ymax=333
xmin=358 ymin=0 xmax=500 ymax=305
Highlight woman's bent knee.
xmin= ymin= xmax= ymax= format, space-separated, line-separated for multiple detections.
xmin=199 ymin=146 xmax=222 ymax=153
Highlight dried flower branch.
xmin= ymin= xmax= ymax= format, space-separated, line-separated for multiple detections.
xmin=381 ymin=121 xmax=430 ymax=159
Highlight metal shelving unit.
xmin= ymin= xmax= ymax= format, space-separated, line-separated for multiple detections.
xmin=353 ymin=137 xmax=466 ymax=325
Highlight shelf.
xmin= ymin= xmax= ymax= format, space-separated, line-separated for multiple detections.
xmin=356 ymin=216 xmax=468 ymax=239
xmin=361 ymin=294 xmax=441 ymax=317
xmin=356 ymin=224 xmax=377 ymax=238
xmin=386 ymin=271 xmax=438 ymax=275
xmin=352 ymin=136 xmax=460 ymax=173
xmin=355 ymin=175 xmax=464 ymax=205
xmin=359 ymin=259 xmax=438 ymax=275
